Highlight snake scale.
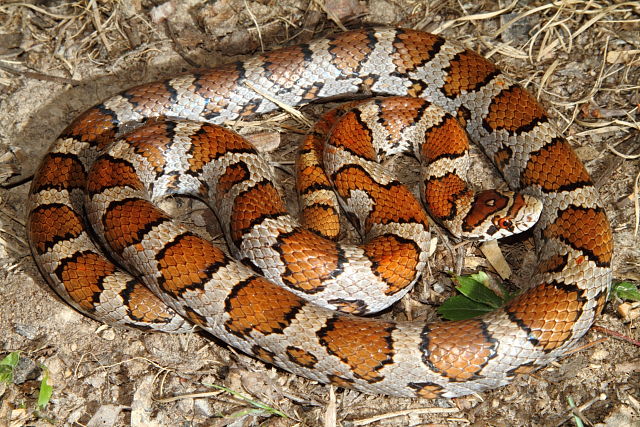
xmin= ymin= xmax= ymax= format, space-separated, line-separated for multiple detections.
xmin=27 ymin=28 xmax=613 ymax=397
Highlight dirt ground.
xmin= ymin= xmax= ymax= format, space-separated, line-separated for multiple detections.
xmin=0 ymin=0 xmax=639 ymax=426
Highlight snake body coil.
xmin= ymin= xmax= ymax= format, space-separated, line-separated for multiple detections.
xmin=27 ymin=28 xmax=613 ymax=397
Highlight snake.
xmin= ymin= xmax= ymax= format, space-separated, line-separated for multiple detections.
xmin=26 ymin=28 xmax=613 ymax=398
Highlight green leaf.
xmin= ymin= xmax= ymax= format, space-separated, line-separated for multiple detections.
xmin=451 ymin=271 xmax=504 ymax=309
xmin=612 ymin=281 xmax=640 ymax=302
xmin=567 ymin=396 xmax=584 ymax=427
xmin=0 ymin=352 xmax=19 ymax=368
xmin=437 ymin=294 xmax=496 ymax=320
xmin=438 ymin=272 xmax=513 ymax=321
xmin=0 ymin=352 xmax=20 ymax=383
xmin=37 ymin=368 xmax=53 ymax=410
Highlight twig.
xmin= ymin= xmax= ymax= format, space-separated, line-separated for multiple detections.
xmin=592 ymin=325 xmax=640 ymax=347
xmin=88 ymin=0 xmax=112 ymax=54
xmin=593 ymin=131 xmax=639 ymax=190
xmin=563 ymin=337 xmax=609 ymax=356
xmin=153 ymin=390 xmax=223 ymax=403
xmin=0 ymin=63 xmax=81 ymax=86
xmin=164 ymin=20 xmax=201 ymax=68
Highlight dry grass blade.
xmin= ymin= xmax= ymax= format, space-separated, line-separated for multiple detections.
xmin=313 ymin=0 xmax=348 ymax=31
xmin=0 ymin=2 xmax=79 ymax=19
xmin=526 ymin=1 xmax=640 ymax=61
xmin=480 ymin=240 xmax=511 ymax=279
xmin=493 ymin=2 xmax=557 ymax=38
xmin=433 ymin=0 xmax=519 ymax=33
xmin=244 ymin=0 xmax=264 ymax=51
xmin=351 ymin=407 xmax=461 ymax=425
xmin=243 ymin=81 xmax=313 ymax=128
xmin=323 ymin=386 xmax=337 ymax=427
xmin=537 ymin=58 xmax=561 ymax=99
xmin=607 ymin=143 xmax=640 ymax=160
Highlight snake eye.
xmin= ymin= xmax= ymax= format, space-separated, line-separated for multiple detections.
xmin=497 ymin=218 xmax=513 ymax=230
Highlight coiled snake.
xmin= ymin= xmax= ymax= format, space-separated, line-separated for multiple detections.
xmin=27 ymin=28 xmax=613 ymax=397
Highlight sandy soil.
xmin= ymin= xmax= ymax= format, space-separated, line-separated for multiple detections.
xmin=0 ymin=1 xmax=638 ymax=426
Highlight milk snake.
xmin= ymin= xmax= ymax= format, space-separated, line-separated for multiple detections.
xmin=27 ymin=28 xmax=613 ymax=397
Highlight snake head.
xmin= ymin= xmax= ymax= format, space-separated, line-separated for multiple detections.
xmin=460 ymin=189 xmax=543 ymax=241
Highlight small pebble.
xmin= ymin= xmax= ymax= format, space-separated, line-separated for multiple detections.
xmin=100 ymin=328 xmax=116 ymax=341
xmin=87 ymin=404 xmax=123 ymax=427
xmin=13 ymin=356 xmax=40 ymax=385
xmin=13 ymin=323 xmax=38 ymax=340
